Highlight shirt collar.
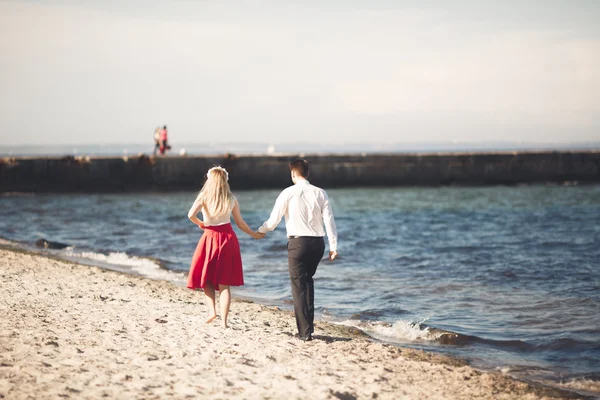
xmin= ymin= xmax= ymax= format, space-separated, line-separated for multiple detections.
xmin=295 ymin=179 xmax=310 ymax=185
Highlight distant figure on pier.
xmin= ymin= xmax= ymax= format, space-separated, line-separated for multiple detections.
xmin=159 ymin=125 xmax=172 ymax=155
xmin=153 ymin=127 xmax=161 ymax=155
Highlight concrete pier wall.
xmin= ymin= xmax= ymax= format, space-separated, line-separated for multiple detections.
xmin=1 ymin=151 xmax=599 ymax=193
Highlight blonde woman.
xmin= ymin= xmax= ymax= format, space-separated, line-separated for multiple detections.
xmin=187 ymin=166 xmax=263 ymax=328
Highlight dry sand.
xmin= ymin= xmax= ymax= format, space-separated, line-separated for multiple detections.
xmin=0 ymin=248 xmax=586 ymax=399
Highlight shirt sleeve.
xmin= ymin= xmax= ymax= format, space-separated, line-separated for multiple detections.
xmin=321 ymin=191 xmax=338 ymax=252
xmin=258 ymin=190 xmax=288 ymax=233
xmin=187 ymin=198 xmax=203 ymax=219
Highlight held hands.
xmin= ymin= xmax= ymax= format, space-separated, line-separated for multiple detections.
xmin=329 ymin=251 xmax=338 ymax=261
xmin=251 ymin=231 xmax=265 ymax=240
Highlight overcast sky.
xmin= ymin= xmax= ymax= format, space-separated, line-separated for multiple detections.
xmin=1 ymin=0 xmax=599 ymax=146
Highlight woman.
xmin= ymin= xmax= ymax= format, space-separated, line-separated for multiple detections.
xmin=187 ymin=166 xmax=262 ymax=328
xmin=153 ymin=127 xmax=161 ymax=155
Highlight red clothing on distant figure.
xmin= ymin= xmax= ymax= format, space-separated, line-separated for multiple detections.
xmin=159 ymin=129 xmax=169 ymax=154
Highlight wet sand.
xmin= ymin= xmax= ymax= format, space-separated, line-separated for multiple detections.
xmin=0 ymin=249 xmax=585 ymax=399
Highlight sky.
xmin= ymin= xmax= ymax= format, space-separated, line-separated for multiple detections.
xmin=1 ymin=0 xmax=599 ymax=147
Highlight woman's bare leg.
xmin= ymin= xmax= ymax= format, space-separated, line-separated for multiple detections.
xmin=218 ymin=285 xmax=231 ymax=328
xmin=203 ymin=282 xmax=217 ymax=324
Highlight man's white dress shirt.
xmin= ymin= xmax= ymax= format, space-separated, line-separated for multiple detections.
xmin=258 ymin=180 xmax=338 ymax=252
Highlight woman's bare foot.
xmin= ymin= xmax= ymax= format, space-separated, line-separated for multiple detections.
xmin=205 ymin=314 xmax=217 ymax=324
xmin=221 ymin=320 xmax=228 ymax=329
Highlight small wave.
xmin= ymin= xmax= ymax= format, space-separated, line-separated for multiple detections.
xmin=430 ymin=284 xmax=465 ymax=294
xmin=435 ymin=245 xmax=481 ymax=253
xmin=349 ymin=307 xmax=411 ymax=320
xmin=338 ymin=318 xmax=439 ymax=342
xmin=354 ymin=238 xmax=397 ymax=248
xmin=393 ymin=255 xmax=424 ymax=264
xmin=336 ymin=317 xmax=574 ymax=353
xmin=429 ymin=332 xmax=600 ymax=354
xmin=349 ymin=310 xmax=384 ymax=320
xmin=534 ymin=337 xmax=600 ymax=353
xmin=64 ymin=250 xmax=185 ymax=283
xmin=557 ymin=376 xmax=600 ymax=395
xmin=0 ymin=237 xmax=22 ymax=247
xmin=36 ymin=238 xmax=70 ymax=249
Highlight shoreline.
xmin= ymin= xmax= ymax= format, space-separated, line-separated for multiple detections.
xmin=0 ymin=247 xmax=590 ymax=399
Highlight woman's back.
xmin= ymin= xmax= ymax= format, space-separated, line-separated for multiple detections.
xmin=201 ymin=197 xmax=236 ymax=226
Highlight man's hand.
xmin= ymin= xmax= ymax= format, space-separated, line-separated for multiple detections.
xmin=329 ymin=251 xmax=338 ymax=261
xmin=251 ymin=231 xmax=265 ymax=240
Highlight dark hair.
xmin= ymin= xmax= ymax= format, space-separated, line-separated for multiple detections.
xmin=163 ymin=125 xmax=167 ymax=129
xmin=289 ymin=159 xmax=309 ymax=178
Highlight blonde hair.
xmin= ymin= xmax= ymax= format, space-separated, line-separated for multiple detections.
xmin=196 ymin=166 xmax=234 ymax=217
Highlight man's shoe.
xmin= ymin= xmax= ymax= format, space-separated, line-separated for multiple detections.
xmin=294 ymin=333 xmax=313 ymax=342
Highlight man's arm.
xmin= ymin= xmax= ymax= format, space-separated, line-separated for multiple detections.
xmin=258 ymin=190 xmax=288 ymax=234
xmin=321 ymin=191 xmax=338 ymax=258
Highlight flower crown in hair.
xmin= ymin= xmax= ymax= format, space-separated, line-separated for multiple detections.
xmin=207 ymin=166 xmax=229 ymax=181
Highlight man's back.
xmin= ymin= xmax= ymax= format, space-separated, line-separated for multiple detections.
xmin=282 ymin=181 xmax=328 ymax=236
xmin=259 ymin=179 xmax=337 ymax=252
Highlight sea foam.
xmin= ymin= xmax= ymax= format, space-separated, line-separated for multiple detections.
xmin=65 ymin=250 xmax=186 ymax=284
xmin=338 ymin=318 xmax=440 ymax=342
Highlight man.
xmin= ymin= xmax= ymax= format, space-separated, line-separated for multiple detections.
xmin=258 ymin=159 xmax=338 ymax=341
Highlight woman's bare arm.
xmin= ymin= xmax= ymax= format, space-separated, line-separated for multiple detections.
xmin=232 ymin=200 xmax=263 ymax=239
xmin=187 ymin=199 xmax=205 ymax=229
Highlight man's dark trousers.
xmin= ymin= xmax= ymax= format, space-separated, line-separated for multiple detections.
xmin=287 ymin=236 xmax=325 ymax=338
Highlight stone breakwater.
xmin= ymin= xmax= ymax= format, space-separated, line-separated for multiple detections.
xmin=1 ymin=151 xmax=599 ymax=192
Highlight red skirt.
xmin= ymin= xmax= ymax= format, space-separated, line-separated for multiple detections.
xmin=187 ymin=223 xmax=244 ymax=290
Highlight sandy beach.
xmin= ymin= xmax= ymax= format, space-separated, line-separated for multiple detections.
xmin=0 ymin=248 xmax=586 ymax=400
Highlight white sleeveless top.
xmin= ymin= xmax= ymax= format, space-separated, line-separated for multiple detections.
xmin=198 ymin=197 xmax=236 ymax=226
